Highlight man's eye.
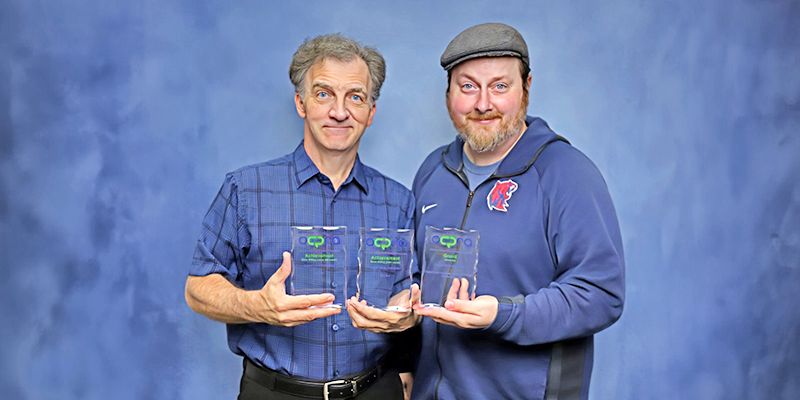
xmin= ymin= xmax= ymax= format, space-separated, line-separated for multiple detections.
xmin=350 ymin=94 xmax=363 ymax=101
xmin=462 ymin=83 xmax=474 ymax=90
xmin=318 ymin=92 xmax=329 ymax=98
xmin=495 ymin=84 xmax=507 ymax=90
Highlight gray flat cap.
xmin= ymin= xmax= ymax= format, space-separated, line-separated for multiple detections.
xmin=440 ymin=23 xmax=528 ymax=71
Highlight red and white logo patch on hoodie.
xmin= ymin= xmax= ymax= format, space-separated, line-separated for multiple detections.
xmin=487 ymin=179 xmax=518 ymax=212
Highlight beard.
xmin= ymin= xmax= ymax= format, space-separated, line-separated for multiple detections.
xmin=447 ymin=95 xmax=528 ymax=153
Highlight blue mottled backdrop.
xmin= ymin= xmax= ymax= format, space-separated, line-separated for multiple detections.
xmin=1 ymin=1 xmax=798 ymax=399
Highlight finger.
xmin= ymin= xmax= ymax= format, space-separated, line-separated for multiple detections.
xmin=269 ymin=252 xmax=293 ymax=284
xmin=348 ymin=298 xmax=367 ymax=313
xmin=347 ymin=300 xmax=390 ymax=330
xmin=347 ymin=297 xmax=366 ymax=315
xmin=445 ymin=299 xmax=479 ymax=315
xmin=387 ymin=290 xmax=411 ymax=311
xmin=347 ymin=301 xmax=369 ymax=327
xmin=345 ymin=296 xmax=357 ymax=309
xmin=281 ymin=307 xmax=341 ymax=326
xmin=446 ymin=278 xmax=460 ymax=302
xmin=459 ymin=278 xmax=469 ymax=300
xmin=414 ymin=305 xmax=447 ymax=319
xmin=285 ymin=293 xmax=336 ymax=309
xmin=410 ymin=284 xmax=421 ymax=305
xmin=416 ymin=307 xmax=460 ymax=326
xmin=360 ymin=302 xmax=401 ymax=322
xmin=353 ymin=298 xmax=401 ymax=321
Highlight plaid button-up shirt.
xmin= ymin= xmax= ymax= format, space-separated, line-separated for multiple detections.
xmin=191 ymin=142 xmax=415 ymax=380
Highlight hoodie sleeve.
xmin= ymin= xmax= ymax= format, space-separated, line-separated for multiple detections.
xmin=485 ymin=145 xmax=625 ymax=345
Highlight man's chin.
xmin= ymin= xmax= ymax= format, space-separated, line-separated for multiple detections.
xmin=458 ymin=134 xmax=495 ymax=153
xmin=462 ymin=128 xmax=496 ymax=143
xmin=458 ymin=127 xmax=518 ymax=153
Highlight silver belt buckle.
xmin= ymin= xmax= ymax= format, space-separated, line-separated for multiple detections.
xmin=323 ymin=379 xmax=357 ymax=400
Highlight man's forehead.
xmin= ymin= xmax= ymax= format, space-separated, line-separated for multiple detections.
xmin=311 ymin=80 xmax=368 ymax=92
xmin=308 ymin=57 xmax=371 ymax=86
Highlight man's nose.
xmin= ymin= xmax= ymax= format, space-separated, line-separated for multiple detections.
xmin=476 ymin=89 xmax=492 ymax=114
xmin=329 ymin=98 xmax=350 ymax=121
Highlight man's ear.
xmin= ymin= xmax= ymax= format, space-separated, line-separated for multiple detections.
xmin=294 ymin=93 xmax=306 ymax=119
xmin=366 ymin=101 xmax=377 ymax=127
xmin=526 ymin=74 xmax=532 ymax=90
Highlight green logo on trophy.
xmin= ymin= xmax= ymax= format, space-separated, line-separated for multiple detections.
xmin=307 ymin=235 xmax=325 ymax=248
xmin=439 ymin=235 xmax=457 ymax=248
xmin=374 ymin=237 xmax=392 ymax=250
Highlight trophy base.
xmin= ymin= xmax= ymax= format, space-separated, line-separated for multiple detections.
xmin=310 ymin=304 xmax=342 ymax=309
xmin=364 ymin=305 xmax=409 ymax=312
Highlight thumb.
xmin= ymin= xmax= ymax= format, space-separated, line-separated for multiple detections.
xmin=410 ymin=283 xmax=421 ymax=304
xmin=445 ymin=298 xmax=474 ymax=314
xmin=270 ymin=251 xmax=293 ymax=284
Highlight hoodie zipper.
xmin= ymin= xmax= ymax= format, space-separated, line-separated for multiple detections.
xmin=460 ymin=192 xmax=475 ymax=229
xmin=432 ymin=188 xmax=474 ymax=400
xmin=432 ymin=159 xmax=476 ymax=400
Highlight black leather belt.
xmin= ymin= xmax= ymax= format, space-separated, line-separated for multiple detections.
xmin=243 ymin=358 xmax=389 ymax=399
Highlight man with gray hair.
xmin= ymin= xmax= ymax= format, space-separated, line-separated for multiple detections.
xmin=411 ymin=23 xmax=625 ymax=399
xmin=186 ymin=34 xmax=418 ymax=399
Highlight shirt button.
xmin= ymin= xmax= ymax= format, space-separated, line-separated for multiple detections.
xmin=331 ymin=282 xmax=338 ymax=288
xmin=332 ymin=324 xmax=339 ymax=332
xmin=334 ymin=370 xmax=340 ymax=377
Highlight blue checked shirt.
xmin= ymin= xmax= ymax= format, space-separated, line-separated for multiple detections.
xmin=190 ymin=142 xmax=415 ymax=380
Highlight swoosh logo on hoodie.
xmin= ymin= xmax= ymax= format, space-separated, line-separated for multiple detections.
xmin=422 ymin=204 xmax=438 ymax=214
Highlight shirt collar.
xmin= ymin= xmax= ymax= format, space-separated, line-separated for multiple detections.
xmin=292 ymin=141 xmax=369 ymax=194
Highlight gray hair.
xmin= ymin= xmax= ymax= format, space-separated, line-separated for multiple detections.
xmin=289 ymin=34 xmax=386 ymax=102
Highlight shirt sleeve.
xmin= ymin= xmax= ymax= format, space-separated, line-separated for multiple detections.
xmin=485 ymin=147 xmax=625 ymax=345
xmin=190 ymin=173 xmax=251 ymax=283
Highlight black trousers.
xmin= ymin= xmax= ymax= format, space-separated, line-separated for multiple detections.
xmin=238 ymin=363 xmax=404 ymax=400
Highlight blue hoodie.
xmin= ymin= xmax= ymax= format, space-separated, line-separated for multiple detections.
xmin=411 ymin=116 xmax=625 ymax=399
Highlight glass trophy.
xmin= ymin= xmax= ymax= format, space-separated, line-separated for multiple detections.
xmin=290 ymin=226 xmax=347 ymax=309
xmin=419 ymin=226 xmax=479 ymax=308
xmin=357 ymin=228 xmax=414 ymax=312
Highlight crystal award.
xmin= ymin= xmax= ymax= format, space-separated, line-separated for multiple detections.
xmin=357 ymin=228 xmax=414 ymax=312
xmin=290 ymin=226 xmax=347 ymax=309
xmin=419 ymin=226 xmax=479 ymax=308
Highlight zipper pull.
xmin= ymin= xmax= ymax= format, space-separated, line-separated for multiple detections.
xmin=466 ymin=191 xmax=474 ymax=207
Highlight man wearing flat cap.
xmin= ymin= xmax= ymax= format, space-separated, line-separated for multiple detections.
xmin=411 ymin=23 xmax=625 ymax=399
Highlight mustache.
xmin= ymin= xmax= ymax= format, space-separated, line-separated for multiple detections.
xmin=466 ymin=111 xmax=503 ymax=121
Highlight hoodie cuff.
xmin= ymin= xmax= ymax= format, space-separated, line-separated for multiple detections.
xmin=484 ymin=298 xmax=514 ymax=334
